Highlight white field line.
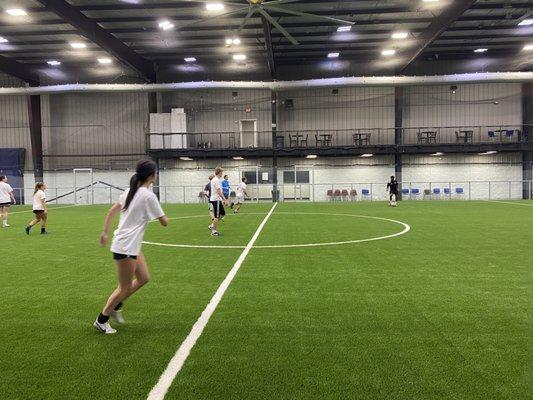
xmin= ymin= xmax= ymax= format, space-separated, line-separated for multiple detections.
xmin=7 ymin=204 xmax=80 ymax=215
xmin=486 ymin=200 xmax=533 ymax=207
xmin=146 ymin=202 xmax=278 ymax=400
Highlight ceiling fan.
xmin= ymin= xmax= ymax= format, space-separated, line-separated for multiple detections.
xmin=177 ymin=0 xmax=355 ymax=45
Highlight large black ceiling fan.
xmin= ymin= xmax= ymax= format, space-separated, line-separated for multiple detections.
xmin=177 ymin=0 xmax=355 ymax=45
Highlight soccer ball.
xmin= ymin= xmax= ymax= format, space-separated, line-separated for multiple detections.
xmin=389 ymin=194 xmax=398 ymax=207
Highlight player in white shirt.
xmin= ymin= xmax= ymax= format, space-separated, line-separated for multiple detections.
xmin=94 ymin=160 xmax=168 ymax=334
xmin=0 ymin=175 xmax=16 ymax=228
xmin=25 ymin=182 xmax=48 ymax=235
xmin=233 ymin=177 xmax=250 ymax=214
xmin=209 ymin=166 xmax=228 ymax=236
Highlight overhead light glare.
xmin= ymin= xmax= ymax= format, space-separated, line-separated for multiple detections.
xmin=47 ymin=60 xmax=61 ymax=66
xmin=392 ymin=31 xmax=408 ymax=39
xmin=306 ymin=155 xmax=318 ymax=159
xmin=0 ymin=37 xmax=8 ymax=43
xmin=480 ymin=151 xmax=497 ymax=155
xmin=233 ymin=156 xmax=244 ymax=160
xmin=474 ymin=48 xmax=488 ymax=53
xmin=179 ymin=157 xmax=194 ymax=161
xmin=518 ymin=19 xmax=533 ymax=26
xmin=233 ymin=54 xmax=246 ymax=61
xmin=431 ymin=152 xmax=444 ymax=156
xmin=523 ymin=44 xmax=533 ymax=51
xmin=360 ymin=154 xmax=374 ymax=157
xmin=158 ymin=20 xmax=175 ymax=30
xmin=98 ymin=58 xmax=112 ymax=64
xmin=337 ymin=26 xmax=351 ymax=32
xmin=6 ymin=9 xmax=27 ymax=16
xmin=423 ymin=0 xmax=439 ymax=2
xmin=184 ymin=57 xmax=197 ymax=63
xmin=328 ymin=52 xmax=340 ymax=58
xmin=381 ymin=49 xmax=396 ymax=56
xmin=70 ymin=42 xmax=86 ymax=49
xmin=206 ymin=3 xmax=224 ymax=11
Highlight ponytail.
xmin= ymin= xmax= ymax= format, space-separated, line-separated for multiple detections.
xmin=123 ymin=159 xmax=157 ymax=210
xmin=34 ymin=182 xmax=45 ymax=194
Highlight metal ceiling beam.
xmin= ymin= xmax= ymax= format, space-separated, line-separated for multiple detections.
xmin=399 ymin=0 xmax=477 ymax=73
xmin=0 ymin=54 xmax=39 ymax=85
xmin=35 ymin=0 xmax=156 ymax=82
xmin=261 ymin=16 xmax=276 ymax=78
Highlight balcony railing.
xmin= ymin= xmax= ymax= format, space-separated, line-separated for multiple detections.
xmin=146 ymin=125 xmax=531 ymax=152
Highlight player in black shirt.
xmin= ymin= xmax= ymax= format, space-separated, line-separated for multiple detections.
xmin=386 ymin=176 xmax=399 ymax=206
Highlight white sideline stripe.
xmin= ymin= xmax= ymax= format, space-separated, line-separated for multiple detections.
xmin=7 ymin=204 xmax=80 ymax=215
xmin=146 ymin=202 xmax=278 ymax=400
xmin=487 ymin=200 xmax=533 ymax=207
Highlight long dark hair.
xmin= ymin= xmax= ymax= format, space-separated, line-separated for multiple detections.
xmin=124 ymin=160 xmax=157 ymax=210
xmin=34 ymin=182 xmax=45 ymax=194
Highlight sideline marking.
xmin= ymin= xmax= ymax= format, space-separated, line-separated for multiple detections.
xmin=143 ymin=212 xmax=410 ymax=249
xmin=146 ymin=203 xmax=278 ymax=400
xmin=7 ymin=204 xmax=80 ymax=215
xmin=487 ymin=200 xmax=533 ymax=207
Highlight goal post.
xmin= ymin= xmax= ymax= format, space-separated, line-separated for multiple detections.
xmin=73 ymin=168 xmax=94 ymax=205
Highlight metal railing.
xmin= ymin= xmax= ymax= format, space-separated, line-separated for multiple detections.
xmin=146 ymin=125 xmax=531 ymax=151
xmin=10 ymin=180 xmax=532 ymax=206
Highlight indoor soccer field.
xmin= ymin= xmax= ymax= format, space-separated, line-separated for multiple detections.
xmin=1 ymin=200 xmax=531 ymax=400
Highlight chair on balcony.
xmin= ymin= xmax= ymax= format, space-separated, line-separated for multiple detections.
xmin=350 ymin=189 xmax=358 ymax=201
xmin=315 ymin=134 xmax=324 ymax=147
xmin=289 ymin=134 xmax=299 ymax=148
xmin=487 ymin=130 xmax=496 ymax=141
xmin=300 ymin=134 xmax=309 ymax=147
xmin=505 ymin=130 xmax=514 ymax=140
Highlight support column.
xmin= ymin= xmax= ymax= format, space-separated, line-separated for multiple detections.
xmin=27 ymin=95 xmax=43 ymax=183
xmin=394 ymin=87 xmax=404 ymax=198
xmin=148 ymin=92 xmax=160 ymax=199
xmin=271 ymin=91 xmax=278 ymax=202
xmin=523 ymin=83 xmax=532 ymax=199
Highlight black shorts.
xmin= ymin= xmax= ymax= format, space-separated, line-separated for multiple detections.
xmin=113 ymin=252 xmax=138 ymax=261
xmin=33 ymin=210 xmax=45 ymax=215
xmin=0 ymin=202 xmax=11 ymax=207
xmin=210 ymin=201 xmax=225 ymax=219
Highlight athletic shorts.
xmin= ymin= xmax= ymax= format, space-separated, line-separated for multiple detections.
xmin=236 ymin=195 xmax=245 ymax=204
xmin=33 ymin=210 xmax=45 ymax=215
xmin=210 ymin=201 xmax=225 ymax=219
xmin=113 ymin=252 xmax=138 ymax=261
xmin=0 ymin=202 xmax=11 ymax=207
xmin=208 ymin=202 xmax=214 ymax=212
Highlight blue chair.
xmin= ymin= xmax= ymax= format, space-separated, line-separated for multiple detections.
xmin=361 ymin=189 xmax=370 ymax=201
xmin=488 ymin=131 xmax=495 ymax=140
xmin=432 ymin=188 xmax=441 ymax=200
xmin=401 ymin=188 xmax=410 ymax=200
xmin=505 ymin=130 xmax=514 ymax=140
xmin=455 ymin=187 xmax=464 ymax=199
xmin=411 ymin=188 xmax=420 ymax=200
xmin=443 ymin=187 xmax=451 ymax=200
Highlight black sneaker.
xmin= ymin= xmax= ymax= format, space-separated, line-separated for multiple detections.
xmin=230 ymin=203 xmax=234 ymax=209
xmin=41 ymin=230 xmax=47 ymax=235
xmin=211 ymin=231 xmax=220 ymax=236
xmin=25 ymin=226 xmax=30 ymax=235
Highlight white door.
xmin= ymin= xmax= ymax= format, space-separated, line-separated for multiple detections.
xmin=240 ymin=120 xmax=257 ymax=148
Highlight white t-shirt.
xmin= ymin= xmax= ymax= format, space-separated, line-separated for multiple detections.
xmin=110 ymin=187 xmax=165 ymax=256
xmin=210 ymin=176 xmax=223 ymax=202
xmin=236 ymin=182 xmax=247 ymax=197
xmin=0 ymin=182 xmax=13 ymax=203
xmin=33 ymin=190 xmax=46 ymax=210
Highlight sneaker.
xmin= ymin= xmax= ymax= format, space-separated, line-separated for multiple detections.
xmin=3 ymin=223 xmax=10 ymax=228
xmin=208 ymin=224 xmax=213 ymax=231
xmin=25 ymin=226 xmax=30 ymax=235
xmin=110 ymin=310 xmax=125 ymax=324
xmin=41 ymin=230 xmax=48 ymax=235
xmin=93 ymin=319 xmax=117 ymax=334
xmin=230 ymin=203 xmax=234 ymax=209
xmin=211 ymin=231 xmax=220 ymax=236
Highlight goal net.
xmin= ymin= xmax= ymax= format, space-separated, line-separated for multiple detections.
xmin=73 ymin=168 xmax=94 ymax=205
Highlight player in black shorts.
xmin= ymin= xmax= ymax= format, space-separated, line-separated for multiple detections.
xmin=387 ymin=176 xmax=399 ymax=206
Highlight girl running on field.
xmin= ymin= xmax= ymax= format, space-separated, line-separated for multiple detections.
xmin=94 ymin=160 xmax=168 ymax=334
xmin=25 ymin=182 xmax=48 ymax=235
xmin=0 ymin=175 xmax=16 ymax=228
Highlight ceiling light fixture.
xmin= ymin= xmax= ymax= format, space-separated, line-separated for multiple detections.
xmin=480 ymin=151 xmax=497 ymax=155
xmin=337 ymin=26 xmax=351 ymax=32
xmin=206 ymin=3 xmax=224 ymax=11
xmin=306 ymin=155 xmax=318 ymax=159
xmin=474 ymin=48 xmax=488 ymax=53
xmin=523 ymin=44 xmax=533 ymax=51
xmin=179 ymin=157 xmax=194 ymax=161
xmin=328 ymin=52 xmax=340 ymax=58
xmin=184 ymin=57 xmax=197 ymax=63
xmin=0 ymin=37 xmax=8 ymax=43
xmin=47 ymin=60 xmax=61 ymax=66
xmin=233 ymin=156 xmax=244 ymax=160
xmin=225 ymin=37 xmax=241 ymax=47
xmin=431 ymin=152 xmax=444 ymax=156
xmin=98 ymin=58 xmax=112 ymax=64
xmin=70 ymin=42 xmax=86 ymax=49
xmin=6 ymin=8 xmax=27 ymax=16
xmin=518 ymin=19 xmax=533 ymax=26
xmin=381 ymin=49 xmax=396 ymax=56
xmin=233 ymin=54 xmax=246 ymax=61
xmin=423 ymin=0 xmax=439 ymax=2
xmin=158 ymin=20 xmax=174 ymax=30
xmin=392 ymin=31 xmax=408 ymax=39
xmin=360 ymin=154 xmax=374 ymax=157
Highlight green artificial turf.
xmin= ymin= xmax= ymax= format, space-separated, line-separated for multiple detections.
xmin=0 ymin=200 xmax=531 ymax=400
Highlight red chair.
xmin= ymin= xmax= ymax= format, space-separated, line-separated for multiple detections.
xmin=350 ymin=189 xmax=358 ymax=201
xmin=341 ymin=189 xmax=349 ymax=201
xmin=326 ymin=189 xmax=333 ymax=201
xmin=334 ymin=189 xmax=341 ymax=201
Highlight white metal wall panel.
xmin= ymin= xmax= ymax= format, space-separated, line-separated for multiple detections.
xmin=403 ymin=83 xmax=522 ymax=127
xmin=0 ymin=94 xmax=32 ymax=168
